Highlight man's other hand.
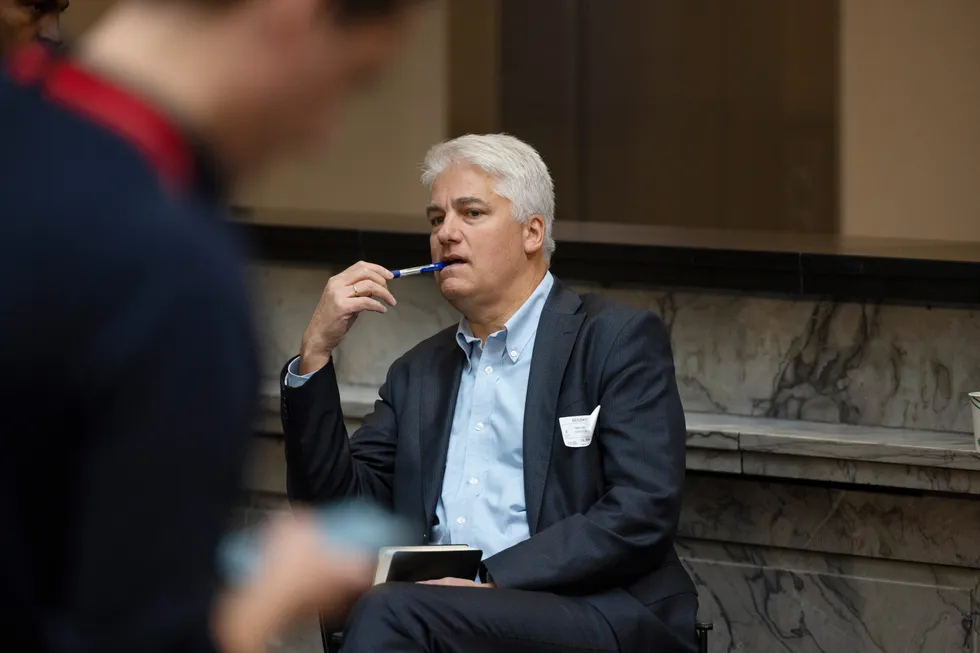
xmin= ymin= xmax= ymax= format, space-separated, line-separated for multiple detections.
xmin=214 ymin=511 xmax=375 ymax=653
xmin=418 ymin=578 xmax=495 ymax=588
xmin=299 ymin=261 xmax=395 ymax=374
xmin=257 ymin=510 xmax=375 ymax=619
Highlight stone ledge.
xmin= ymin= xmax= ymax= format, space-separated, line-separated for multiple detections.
xmin=682 ymin=414 xmax=980 ymax=495
xmin=251 ymin=382 xmax=980 ymax=495
xmin=689 ymin=412 xmax=980 ymax=470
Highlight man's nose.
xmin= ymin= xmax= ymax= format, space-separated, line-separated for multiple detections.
xmin=36 ymin=17 xmax=62 ymax=47
xmin=436 ymin=214 xmax=463 ymax=243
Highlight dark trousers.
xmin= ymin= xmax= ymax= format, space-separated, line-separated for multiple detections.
xmin=339 ymin=582 xmax=698 ymax=653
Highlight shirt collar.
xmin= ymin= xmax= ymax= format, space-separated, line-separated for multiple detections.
xmin=455 ymin=272 xmax=555 ymax=363
xmin=5 ymin=42 xmax=229 ymax=201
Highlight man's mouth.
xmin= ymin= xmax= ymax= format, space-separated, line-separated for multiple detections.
xmin=439 ymin=257 xmax=466 ymax=268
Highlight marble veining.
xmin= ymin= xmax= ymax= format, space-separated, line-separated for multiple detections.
xmin=582 ymin=284 xmax=980 ymax=434
xmin=685 ymin=427 xmax=740 ymax=451
xmin=681 ymin=474 xmax=980 ymax=569
xmin=678 ymin=539 xmax=980 ymax=653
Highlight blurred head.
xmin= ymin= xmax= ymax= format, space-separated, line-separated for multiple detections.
xmin=203 ymin=0 xmax=424 ymax=168
xmin=422 ymin=134 xmax=555 ymax=313
xmin=84 ymin=0 xmax=425 ymax=178
xmin=0 ymin=0 xmax=67 ymax=56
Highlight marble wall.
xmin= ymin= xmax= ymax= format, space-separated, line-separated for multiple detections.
xmin=249 ymin=262 xmax=980 ymax=433
xmin=679 ymin=539 xmax=979 ymax=653
xmin=680 ymin=473 xmax=980 ymax=652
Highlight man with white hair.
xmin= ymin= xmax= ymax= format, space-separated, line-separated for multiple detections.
xmin=282 ymin=133 xmax=697 ymax=653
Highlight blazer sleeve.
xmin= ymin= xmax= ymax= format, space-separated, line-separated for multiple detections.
xmin=482 ymin=311 xmax=686 ymax=593
xmin=281 ymin=356 xmax=401 ymax=508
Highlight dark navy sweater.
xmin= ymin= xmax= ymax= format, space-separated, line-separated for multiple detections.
xmin=0 ymin=47 xmax=258 ymax=653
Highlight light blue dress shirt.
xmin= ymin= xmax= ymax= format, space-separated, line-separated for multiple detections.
xmin=285 ymin=272 xmax=554 ymax=564
xmin=430 ymin=272 xmax=553 ymax=561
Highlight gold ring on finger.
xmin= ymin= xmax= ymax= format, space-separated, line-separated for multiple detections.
xmin=352 ymin=283 xmax=360 ymax=297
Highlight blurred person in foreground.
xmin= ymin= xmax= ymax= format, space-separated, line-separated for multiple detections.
xmin=0 ymin=1 xmax=426 ymax=652
xmin=283 ymin=134 xmax=699 ymax=653
xmin=0 ymin=0 xmax=66 ymax=54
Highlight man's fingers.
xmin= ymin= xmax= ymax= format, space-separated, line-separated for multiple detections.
xmin=345 ymin=297 xmax=388 ymax=315
xmin=356 ymin=280 xmax=397 ymax=306
xmin=347 ymin=280 xmax=396 ymax=307
xmin=356 ymin=261 xmax=394 ymax=280
xmin=336 ymin=261 xmax=393 ymax=286
xmin=348 ymin=269 xmax=390 ymax=292
xmin=330 ymin=272 xmax=394 ymax=304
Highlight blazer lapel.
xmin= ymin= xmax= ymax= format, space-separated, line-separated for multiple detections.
xmin=419 ymin=340 xmax=463 ymax=533
xmin=523 ymin=281 xmax=584 ymax=534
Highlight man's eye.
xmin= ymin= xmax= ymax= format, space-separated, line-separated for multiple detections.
xmin=30 ymin=0 xmax=63 ymax=13
xmin=430 ymin=216 xmax=444 ymax=226
xmin=466 ymin=210 xmax=481 ymax=218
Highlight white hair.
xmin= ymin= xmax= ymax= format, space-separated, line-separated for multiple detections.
xmin=420 ymin=133 xmax=556 ymax=262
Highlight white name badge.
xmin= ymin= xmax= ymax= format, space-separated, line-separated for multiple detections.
xmin=559 ymin=405 xmax=601 ymax=448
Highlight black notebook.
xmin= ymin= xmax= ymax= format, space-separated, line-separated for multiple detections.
xmin=373 ymin=545 xmax=483 ymax=584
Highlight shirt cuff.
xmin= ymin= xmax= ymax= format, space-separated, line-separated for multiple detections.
xmin=284 ymin=356 xmax=316 ymax=388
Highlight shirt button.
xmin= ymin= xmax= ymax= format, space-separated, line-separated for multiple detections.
xmin=485 ymin=366 xmax=493 ymax=375
xmin=475 ymin=422 xmax=484 ymax=431
xmin=456 ymin=516 xmax=466 ymax=525
xmin=468 ymin=477 xmax=479 ymax=485
xmin=510 ymin=350 xmax=518 ymax=359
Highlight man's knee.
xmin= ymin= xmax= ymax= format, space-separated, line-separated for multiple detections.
xmin=341 ymin=583 xmax=434 ymax=651
xmin=347 ymin=582 xmax=425 ymax=628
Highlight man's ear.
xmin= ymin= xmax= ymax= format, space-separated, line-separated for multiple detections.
xmin=523 ymin=214 xmax=545 ymax=256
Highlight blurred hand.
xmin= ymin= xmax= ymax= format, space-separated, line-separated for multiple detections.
xmin=299 ymin=261 xmax=395 ymax=374
xmin=418 ymin=577 xmax=494 ymax=588
xmin=256 ymin=510 xmax=374 ymax=619
xmin=214 ymin=511 xmax=374 ymax=653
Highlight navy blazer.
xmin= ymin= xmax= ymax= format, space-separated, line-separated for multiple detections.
xmin=281 ymin=277 xmax=696 ymax=643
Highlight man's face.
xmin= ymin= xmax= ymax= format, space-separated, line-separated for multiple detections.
xmin=0 ymin=0 xmax=67 ymax=55
xmin=427 ymin=165 xmax=536 ymax=305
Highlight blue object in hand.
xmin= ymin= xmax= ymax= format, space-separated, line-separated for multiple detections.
xmin=218 ymin=500 xmax=415 ymax=585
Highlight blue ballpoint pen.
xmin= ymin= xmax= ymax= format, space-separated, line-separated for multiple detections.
xmin=391 ymin=261 xmax=446 ymax=278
